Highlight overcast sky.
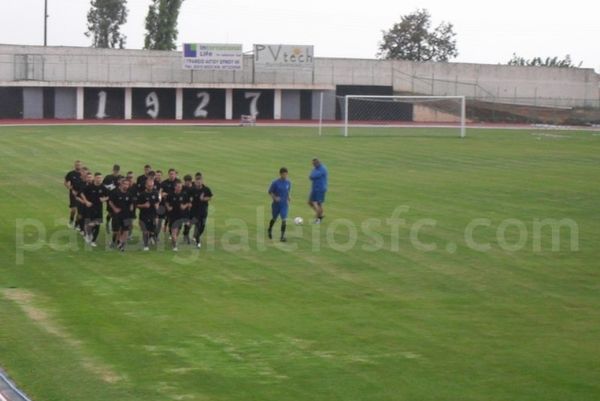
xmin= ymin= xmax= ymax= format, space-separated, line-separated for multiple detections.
xmin=0 ymin=0 xmax=598 ymax=72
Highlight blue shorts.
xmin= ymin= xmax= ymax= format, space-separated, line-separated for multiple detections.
xmin=309 ymin=190 xmax=326 ymax=204
xmin=271 ymin=202 xmax=289 ymax=220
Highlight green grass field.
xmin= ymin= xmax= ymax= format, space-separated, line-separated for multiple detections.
xmin=1 ymin=125 xmax=599 ymax=401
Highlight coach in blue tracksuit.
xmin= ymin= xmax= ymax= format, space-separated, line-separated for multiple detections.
xmin=268 ymin=167 xmax=291 ymax=242
xmin=308 ymin=158 xmax=328 ymax=224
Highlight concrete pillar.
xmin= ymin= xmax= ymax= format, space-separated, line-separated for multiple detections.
xmin=124 ymin=88 xmax=132 ymax=120
xmin=274 ymin=89 xmax=282 ymax=120
xmin=175 ymin=87 xmax=183 ymax=120
xmin=76 ymin=87 xmax=84 ymax=120
xmin=225 ymin=88 xmax=233 ymax=120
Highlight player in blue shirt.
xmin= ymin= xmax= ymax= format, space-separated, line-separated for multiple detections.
xmin=308 ymin=158 xmax=328 ymax=224
xmin=268 ymin=167 xmax=292 ymax=242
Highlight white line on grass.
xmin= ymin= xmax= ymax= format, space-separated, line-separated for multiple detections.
xmin=530 ymin=132 xmax=569 ymax=139
xmin=183 ymin=130 xmax=221 ymax=134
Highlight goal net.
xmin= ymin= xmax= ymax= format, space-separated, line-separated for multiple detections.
xmin=339 ymin=95 xmax=466 ymax=137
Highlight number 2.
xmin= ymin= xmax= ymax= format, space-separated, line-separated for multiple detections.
xmin=194 ymin=92 xmax=210 ymax=118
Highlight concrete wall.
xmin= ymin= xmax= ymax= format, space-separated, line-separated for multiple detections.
xmin=281 ymin=90 xmax=300 ymax=120
xmin=391 ymin=60 xmax=600 ymax=108
xmin=22 ymin=87 xmax=43 ymax=119
xmin=312 ymin=90 xmax=336 ymax=121
xmin=0 ymin=44 xmax=598 ymax=108
xmin=54 ymin=88 xmax=77 ymax=119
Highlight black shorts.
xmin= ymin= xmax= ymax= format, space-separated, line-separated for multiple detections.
xmin=112 ymin=214 xmax=133 ymax=231
xmin=139 ymin=217 xmax=156 ymax=233
xmin=169 ymin=215 xmax=185 ymax=230
xmin=69 ymin=192 xmax=78 ymax=208
xmin=79 ymin=206 xmax=90 ymax=219
xmin=86 ymin=205 xmax=103 ymax=221
xmin=76 ymin=203 xmax=86 ymax=217
xmin=111 ymin=215 xmax=120 ymax=232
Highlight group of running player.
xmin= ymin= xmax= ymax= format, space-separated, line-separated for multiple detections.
xmin=64 ymin=162 xmax=212 ymax=251
xmin=64 ymin=157 xmax=327 ymax=251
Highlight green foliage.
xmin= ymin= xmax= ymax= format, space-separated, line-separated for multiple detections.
xmin=144 ymin=0 xmax=185 ymax=51
xmin=378 ymin=9 xmax=458 ymax=62
xmin=144 ymin=1 xmax=159 ymax=50
xmin=85 ymin=0 xmax=128 ymax=49
xmin=507 ymin=53 xmax=583 ymax=68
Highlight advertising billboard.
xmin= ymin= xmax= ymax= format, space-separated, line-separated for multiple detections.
xmin=183 ymin=43 xmax=243 ymax=71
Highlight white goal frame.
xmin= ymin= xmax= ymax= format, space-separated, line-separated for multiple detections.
xmin=343 ymin=95 xmax=466 ymax=138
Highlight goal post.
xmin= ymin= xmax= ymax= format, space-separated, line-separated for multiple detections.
xmin=341 ymin=95 xmax=467 ymax=138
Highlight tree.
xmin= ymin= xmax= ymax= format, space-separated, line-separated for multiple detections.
xmin=144 ymin=1 xmax=159 ymax=50
xmin=506 ymin=54 xmax=583 ymax=68
xmin=85 ymin=0 xmax=128 ymax=49
xmin=378 ymin=9 xmax=458 ymax=62
xmin=144 ymin=0 xmax=185 ymax=50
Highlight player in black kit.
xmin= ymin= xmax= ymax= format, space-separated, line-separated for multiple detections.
xmin=72 ymin=167 xmax=91 ymax=233
xmin=80 ymin=172 xmax=109 ymax=247
xmin=125 ymin=171 xmax=138 ymax=239
xmin=189 ymin=172 xmax=213 ymax=249
xmin=102 ymin=164 xmax=121 ymax=233
xmin=181 ymin=174 xmax=194 ymax=244
xmin=64 ymin=160 xmax=82 ymax=228
xmin=160 ymin=168 xmax=178 ymax=239
xmin=154 ymin=170 xmax=165 ymax=240
xmin=165 ymin=180 xmax=190 ymax=251
xmin=136 ymin=164 xmax=152 ymax=193
xmin=137 ymin=178 xmax=160 ymax=251
xmin=109 ymin=179 xmax=135 ymax=252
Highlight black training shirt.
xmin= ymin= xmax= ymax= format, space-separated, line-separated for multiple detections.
xmin=190 ymin=185 xmax=213 ymax=216
xmin=137 ymin=190 xmax=160 ymax=220
xmin=109 ymin=190 xmax=134 ymax=217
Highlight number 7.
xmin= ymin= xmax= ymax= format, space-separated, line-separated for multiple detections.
xmin=245 ymin=92 xmax=261 ymax=118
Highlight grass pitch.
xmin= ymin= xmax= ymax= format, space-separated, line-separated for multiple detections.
xmin=0 ymin=126 xmax=599 ymax=401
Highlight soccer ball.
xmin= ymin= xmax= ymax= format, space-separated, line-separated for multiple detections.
xmin=294 ymin=217 xmax=304 ymax=225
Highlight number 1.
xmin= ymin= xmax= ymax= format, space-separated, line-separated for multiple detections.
xmin=96 ymin=91 xmax=108 ymax=119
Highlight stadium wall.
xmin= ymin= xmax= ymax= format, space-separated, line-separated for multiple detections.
xmin=0 ymin=44 xmax=598 ymax=121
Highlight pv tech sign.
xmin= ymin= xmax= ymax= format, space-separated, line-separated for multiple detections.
xmin=253 ymin=44 xmax=314 ymax=69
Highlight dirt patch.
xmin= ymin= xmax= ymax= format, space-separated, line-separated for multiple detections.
xmin=3 ymin=289 xmax=71 ymax=341
xmin=2 ymin=289 xmax=124 ymax=384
